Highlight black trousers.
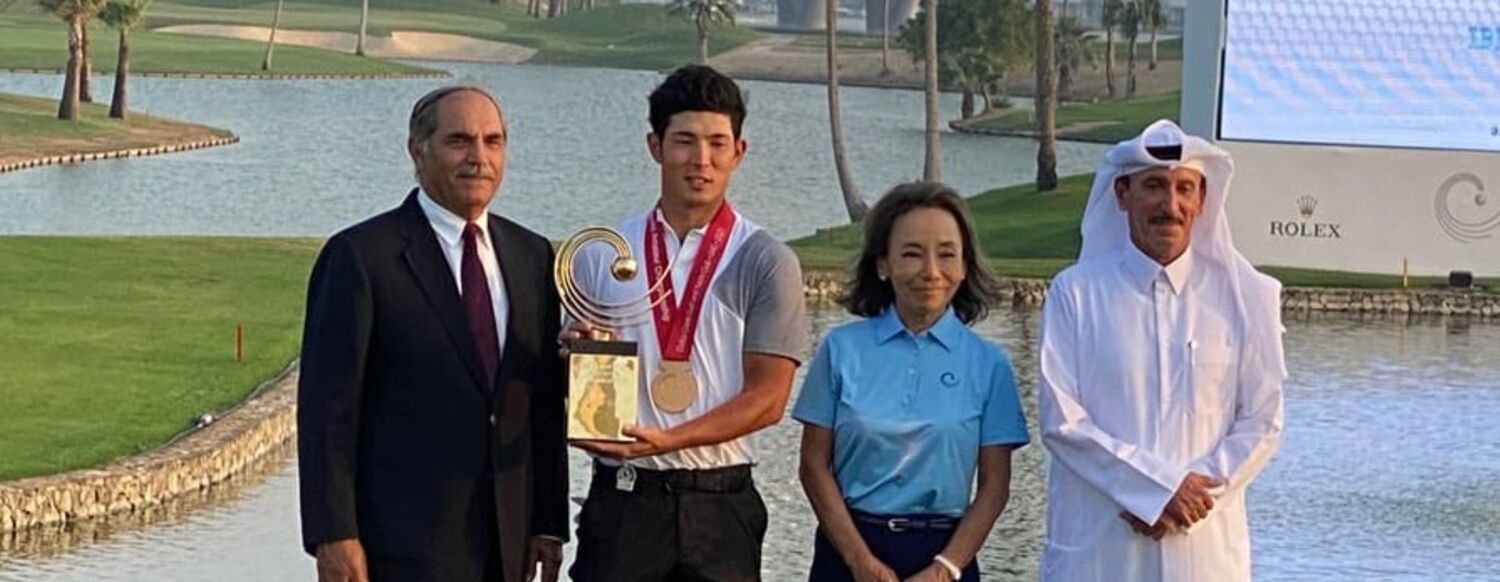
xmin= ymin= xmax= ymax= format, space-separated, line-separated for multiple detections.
xmin=569 ymin=462 xmax=768 ymax=582
xmin=364 ymin=478 xmax=504 ymax=582
xmin=808 ymin=512 xmax=981 ymax=581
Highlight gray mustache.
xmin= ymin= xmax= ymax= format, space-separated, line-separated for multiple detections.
xmin=456 ymin=164 xmax=493 ymax=179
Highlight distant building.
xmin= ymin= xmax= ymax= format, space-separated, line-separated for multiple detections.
xmin=776 ymin=0 xmax=827 ymax=30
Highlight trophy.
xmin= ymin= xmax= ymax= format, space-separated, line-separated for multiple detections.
xmin=555 ymin=227 xmax=671 ymax=442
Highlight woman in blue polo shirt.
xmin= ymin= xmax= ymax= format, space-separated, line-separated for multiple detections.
xmin=794 ymin=182 xmax=1029 ymax=582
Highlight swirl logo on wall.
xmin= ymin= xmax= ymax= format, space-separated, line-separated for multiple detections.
xmin=1434 ymin=173 xmax=1500 ymax=243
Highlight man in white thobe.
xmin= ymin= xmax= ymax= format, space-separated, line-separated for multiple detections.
xmin=1039 ymin=120 xmax=1286 ymax=582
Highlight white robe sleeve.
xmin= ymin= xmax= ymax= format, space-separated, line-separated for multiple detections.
xmin=1039 ymin=278 xmax=1188 ymax=524
xmin=1190 ymin=294 xmax=1286 ymax=497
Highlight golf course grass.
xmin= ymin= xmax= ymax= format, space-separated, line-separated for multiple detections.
xmin=0 ymin=91 xmax=233 ymax=165
xmin=790 ymin=174 xmax=1497 ymax=289
xmin=0 ymin=237 xmax=318 ymax=481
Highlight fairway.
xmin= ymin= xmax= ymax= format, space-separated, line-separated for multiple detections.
xmin=0 ymin=237 xmax=319 ymax=481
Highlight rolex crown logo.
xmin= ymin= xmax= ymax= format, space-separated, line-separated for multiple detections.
xmin=1296 ymin=195 xmax=1317 ymax=218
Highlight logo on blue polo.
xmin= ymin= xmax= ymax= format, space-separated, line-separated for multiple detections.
xmin=940 ymin=372 xmax=959 ymax=387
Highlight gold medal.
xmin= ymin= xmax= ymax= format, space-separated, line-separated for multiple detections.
xmin=650 ymin=361 xmax=697 ymax=413
xmin=642 ymin=204 xmax=731 ymax=415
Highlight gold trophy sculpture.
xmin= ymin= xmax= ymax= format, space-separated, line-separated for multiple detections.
xmin=555 ymin=227 xmax=671 ymax=442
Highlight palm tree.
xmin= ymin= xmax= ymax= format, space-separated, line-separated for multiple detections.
xmin=826 ymin=0 xmax=867 ymax=221
xmin=976 ymin=0 xmax=1031 ymax=115
xmin=38 ymin=0 xmax=105 ymax=120
xmin=80 ymin=22 xmax=93 ymax=102
xmin=99 ymin=0 xmax=148 ymax=120
xmin=953 ymin=53 xmax=989 ymax=120
xmin=1101 ymin=0 xmax=1121 ymax=98
xmin=1034 ymin=0 xmax=1057 ymax=192
xmin=1144 ymin=0 xmax=1163 ymax=70
xmin=261 ymin=0 xmax=284 ymax=71
xmin=921 ymin=0 xmax=938 ymax=181
xmin=355 ymin=0 xmax=368 ymax=56
xmin=666 ymin=0 xmax=735 ymax=65
xmin=1123 ymin=0 xmax=1142 ymax=97
xmin=1054 ymin=15 xmax=1098 ymax=100
xmin=899 ymin=0 xmax=1028 ymax=122
xmin=880 ymin=0 xmax=892 ymax=76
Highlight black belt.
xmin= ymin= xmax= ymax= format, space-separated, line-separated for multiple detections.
xmin=850 ymin=510 xmax=960 ymax=533
xmin=592 ymin=460 xmax=753 ymax=494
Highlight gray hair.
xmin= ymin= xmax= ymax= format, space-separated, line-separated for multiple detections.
xmin=408 ymin=85 xmax=504 ymax=151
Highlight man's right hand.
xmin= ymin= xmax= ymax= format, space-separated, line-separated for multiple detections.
xmin=316 ymin=539 xmax=369 ymax=582
xmin=1162 ymin=472 xmax=1222 ymax=529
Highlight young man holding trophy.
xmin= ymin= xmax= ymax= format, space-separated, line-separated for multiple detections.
xmin=559 ymin=65 xmax=809 ymax=581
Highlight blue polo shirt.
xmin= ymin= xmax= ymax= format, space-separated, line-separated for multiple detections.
xmin=792 ymin=307 xmax=1029 ymax=517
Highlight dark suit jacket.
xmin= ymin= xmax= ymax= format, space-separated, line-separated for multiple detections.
xmin=298 ymin=191 xmax=567 ymax=582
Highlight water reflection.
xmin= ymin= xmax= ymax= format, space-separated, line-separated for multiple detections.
xmin=0 ymin=442 xmax=308 ymax=581
xmin=3 ymin=306 xmax=1497 ymax=581
xmin=0 ymin=443 xmax=292 ymax=559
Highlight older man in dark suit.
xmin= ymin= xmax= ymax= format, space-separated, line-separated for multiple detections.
xmin=298 ymin=85 xmax=567 ymax=582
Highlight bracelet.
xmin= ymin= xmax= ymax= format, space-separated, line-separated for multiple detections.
xmin=933 ymin=554 xmax=962 ymax=580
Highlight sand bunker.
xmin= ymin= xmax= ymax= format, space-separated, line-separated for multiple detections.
xmin=156 ymin=24 xmax=537 ymax=64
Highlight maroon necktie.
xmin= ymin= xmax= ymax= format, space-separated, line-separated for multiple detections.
xmin=462 ymin=223 xmax=499 ymax=392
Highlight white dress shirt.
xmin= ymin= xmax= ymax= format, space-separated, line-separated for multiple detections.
xmin=418 ymin=190 xmax=508 ymax=357
xmin=1038 ymin=244 xmax=1284 ymax=582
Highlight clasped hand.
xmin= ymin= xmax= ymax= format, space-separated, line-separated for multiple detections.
xmin=1119 ymin=472 xmax=1221 ymax=540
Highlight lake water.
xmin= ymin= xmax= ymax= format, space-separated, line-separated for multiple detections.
xmin=2 ymin=305 xmax=1498 ymax=581
xmin=2 ymin=62 xmax=1497 ymax=581
xmin=0 ymin=63 xmax=1101 ymax=239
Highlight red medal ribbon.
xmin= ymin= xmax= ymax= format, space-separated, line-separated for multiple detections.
xmin=643 ymin=202 xmax=736 ymax=362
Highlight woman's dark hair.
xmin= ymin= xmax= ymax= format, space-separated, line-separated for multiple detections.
xmin=648 ymin=64 xmax=747 ymax=138
xmin=838 ymin=182 xmax=1003 ymax=325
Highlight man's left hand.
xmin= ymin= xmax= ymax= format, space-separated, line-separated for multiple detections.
xmin=525 ymin=536 xmax=562 ymax=582
xmin=569 ymin=425 xmax=680 ymax=460
xmin=1119 ymin=511 xmax=1176 ymax=541
xmin=902 ymin=563 xmax=954 ymax=582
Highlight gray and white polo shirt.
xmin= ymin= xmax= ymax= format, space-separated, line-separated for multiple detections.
xmin=574 ymin=207 xmax=809 ymax=470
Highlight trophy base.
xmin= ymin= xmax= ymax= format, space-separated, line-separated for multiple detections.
xmin=567 ymin=340 xmax=639 ymax=443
